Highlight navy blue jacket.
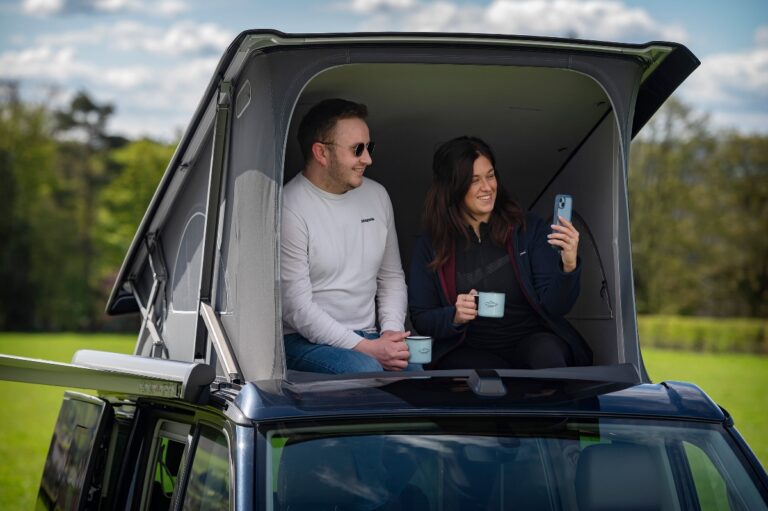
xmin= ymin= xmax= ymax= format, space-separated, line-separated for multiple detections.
xmin=408 ymin=213 xmax=593 ymax=367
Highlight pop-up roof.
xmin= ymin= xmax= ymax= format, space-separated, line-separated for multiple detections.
xmin=106 ymin=30 xmax=699 ymax=382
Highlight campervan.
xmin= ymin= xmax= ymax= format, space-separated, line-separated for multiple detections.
xmin=2 ymin=30 xmax=766 ymax=510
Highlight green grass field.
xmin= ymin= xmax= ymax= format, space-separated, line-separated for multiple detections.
xmin=0 ymin=333 xmax=135 ymax=509
xmin=0 ymin=333 xmax=766 ymax=509
xmin=643 ymin=348 xmax=768 ymax=463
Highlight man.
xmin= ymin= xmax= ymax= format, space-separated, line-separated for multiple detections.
xmin=281 ymin=98 xmax=411 ymax=373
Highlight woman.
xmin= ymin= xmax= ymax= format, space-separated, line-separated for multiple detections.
xmin=408 ymin=136 xmax=592 ymax=369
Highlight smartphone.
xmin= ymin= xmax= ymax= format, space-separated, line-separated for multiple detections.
xmin=553 ymin=194 xmax=573 ymax=226
xmin=552 ymin=194 xmax=573 ymax=250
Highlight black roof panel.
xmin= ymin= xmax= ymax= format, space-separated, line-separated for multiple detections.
xmin=235 ymin=371 xmax=723 ymax=423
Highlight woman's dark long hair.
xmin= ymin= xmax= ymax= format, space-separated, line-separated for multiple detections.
xmin=424 ymin=136 xmax=525 ymax=270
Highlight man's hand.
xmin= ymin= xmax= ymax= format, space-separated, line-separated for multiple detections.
xmin=353 ymin=330 xmax=411 ymax=371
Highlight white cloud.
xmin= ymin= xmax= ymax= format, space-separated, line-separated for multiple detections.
xmin=0 ymin=16 xmax=229 ymax=140
xmin=102 ymin=66 xmax=154 ymax=89
xmin=0 ymin=44 xmax=159 ymax=91
xmin=102 ymin=57 xmax=219 ymax=140
xmin=683 ymin=47 xmax=768 ymax=107
xmin=115 ymin=21 xmax=233 ymax=56
xmin=21 ymin=0 xmax=187 ymax=17
xmin=155 ymin=0 xmax=186 ymax=16
xmin=679 ymin=28 xmax=768 ymax=134
xmin=703 ymin=108 xmax=768 ymax=135
xmin=130 ymin=57 xmax=219 ymax=111
xmin=22 ymin=0 xmax=63 ymax=16
xmin=9 ymin=1 xmax=766 ymax=138
xmin=37 ymin=25 xmax=111 ymax=46
xmin=756 ymin=25 xmax=768 ymax=47
xmin=0 ymin=45 xmax=93 ymax=80
xmin=396 ymin=2 xmax=483 ymax=32
xmin=0 ymin=40 xmax=218 ymax=138
xmin=346 ymin=0 xmax=416 ymax=12
xmin=92 ymin=0 xmax=142 ymax=12
xmin=92 ymin=0 xmax=138 ymax=12
xmin=355 ymin=0 xmax=687 ymax=42
xmin=486 ymin=0 xmax=686 ymax=41
xmin=37 ymin=20 xmax=233 ymax=56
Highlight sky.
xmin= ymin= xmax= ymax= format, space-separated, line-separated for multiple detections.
xmin=1 ymin=0 xmax=766 ymax=141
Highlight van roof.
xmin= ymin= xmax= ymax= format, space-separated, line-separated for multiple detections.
xmin=233 ymin=371 xmax=725 ymax=423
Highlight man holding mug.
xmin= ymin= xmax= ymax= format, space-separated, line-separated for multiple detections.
xmin=281 ymin=98 xmax=413 ymax=374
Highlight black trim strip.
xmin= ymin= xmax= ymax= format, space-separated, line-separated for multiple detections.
xmin=632 ymin=47 xmax=700 ymax=137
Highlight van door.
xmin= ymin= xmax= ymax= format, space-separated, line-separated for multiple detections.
xmin=132 ymin=416 xmax=232 ymax=510
xmin=37 ymin=392 xmax=115 ymax=510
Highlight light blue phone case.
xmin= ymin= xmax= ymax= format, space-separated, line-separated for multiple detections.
xmin=553 ymin=194 xmax=573 ymax=225
xmin=553 ymin=194 xmax=573 ymax=250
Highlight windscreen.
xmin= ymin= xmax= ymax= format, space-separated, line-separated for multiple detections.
xmin=267 ymin=418 xmax=766 ymax=511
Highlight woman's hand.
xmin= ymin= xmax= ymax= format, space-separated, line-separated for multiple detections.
xmin=548 ymin=217 xmax=580 ymax=273
xmin=453 ymin=289 xmax=479 ymax=324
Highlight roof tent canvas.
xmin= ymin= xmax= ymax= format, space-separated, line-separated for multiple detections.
xmin=107 ymin=31 xmax=699 ymax=383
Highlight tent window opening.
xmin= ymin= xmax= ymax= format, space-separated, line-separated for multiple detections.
xmin=171 ymin=212 xmax=206 ymax=312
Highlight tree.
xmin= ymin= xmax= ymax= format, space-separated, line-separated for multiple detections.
xmin=96 ymin=138 xmax=175 ymax=286
xmin=53 ymin=91 xmax=127 ymax=329
xmin=1 ymin=87 xmax=173 ymax=331
xmin=629 ymin=98 xmax=715 ymax=314
xmin=0 ymin=84 xmax=50 ymax=328
xmin=0 ymin=82 xmax=63 ymax=329
xmin=630 ymin=98 xmax=767 ymax=318
xmin=700 ymin=134 xmax=768 ymax=317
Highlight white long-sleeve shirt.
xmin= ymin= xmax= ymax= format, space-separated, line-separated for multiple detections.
xmin=280 ymin=173 xmax=407 ymax=349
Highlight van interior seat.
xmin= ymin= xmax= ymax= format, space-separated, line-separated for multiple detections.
xmin=575 ymin=442 xmax=662 ymax=511
xmin=276 ymin=436 xmax=430 ymax=511
xmin=276 ymin=437 xmax=391 ymax=511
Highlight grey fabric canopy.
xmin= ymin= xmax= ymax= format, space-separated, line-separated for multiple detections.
xmin=106 ymin=31 xmax=698 ymax=383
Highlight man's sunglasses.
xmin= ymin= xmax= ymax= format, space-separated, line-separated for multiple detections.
xmin=319 ymin=141 xmax=375 ymax=157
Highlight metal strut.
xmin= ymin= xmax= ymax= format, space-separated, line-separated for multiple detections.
xmin=193 ymin=80 xmax=243 ymax=383
xmin=133 ymin=233 xmax=169 ymax=358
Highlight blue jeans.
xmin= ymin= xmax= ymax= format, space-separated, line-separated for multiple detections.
xmin=284 ymin=330 xmax=422 ymax=374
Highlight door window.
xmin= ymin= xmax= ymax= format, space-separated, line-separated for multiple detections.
xmin=683 ymin=440 xmax=761 ymax=511
xmin=182 ymin=425 xmax=231 ymax=510
xmin=144 ymin=421 xmax=189 ymax=511
xmin=38 ymin=393 xmax=109 ymax=510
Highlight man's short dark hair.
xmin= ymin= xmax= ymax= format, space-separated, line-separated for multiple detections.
xmin=297 ymin=98 xmax=368 ymax=162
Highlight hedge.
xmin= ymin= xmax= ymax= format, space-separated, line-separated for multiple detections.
xmin=638 ymin=315 xmax=768 ymax=354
